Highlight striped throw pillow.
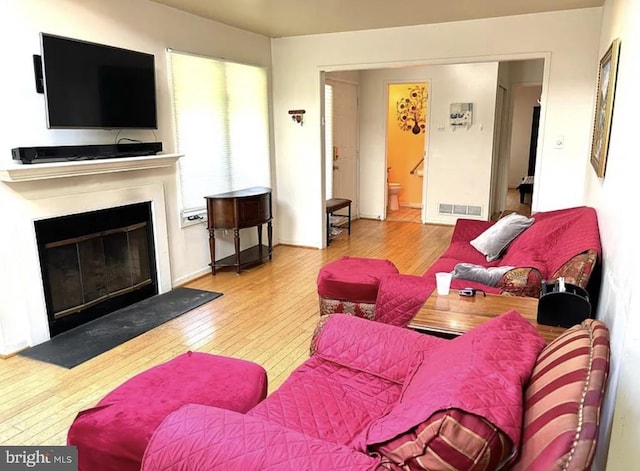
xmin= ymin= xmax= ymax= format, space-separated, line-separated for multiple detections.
xmin=512 ymin=319 xmax=610 ymax=470
xmin=374 ymin=408 xmax=513 ymax=470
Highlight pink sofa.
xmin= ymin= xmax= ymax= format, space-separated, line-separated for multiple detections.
xmin=320 ymin=206 xmax=601 ymax=327
xmin=141 ymin=312 xmax=610 ymax=471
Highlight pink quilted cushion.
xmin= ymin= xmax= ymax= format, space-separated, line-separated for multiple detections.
xmin=317 ymin=256 xmax=399 ymax=304
xmin=311 ymin=313 xmax=446 ymax=383
xmin=367 ymin=311 xmax=546 ymax=469
xmin=68 ymin=352 xmax=267 ymax=471
xmin=249 ymin=356 xmax=403 ymax=447
xmin=142 ymin=405 xmax=381 ymax=470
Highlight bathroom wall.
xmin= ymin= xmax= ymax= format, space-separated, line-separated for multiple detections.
xmin=386 ymin=83 xmax=427 ymax=207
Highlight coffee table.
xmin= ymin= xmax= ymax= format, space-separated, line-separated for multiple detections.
xmin=408 ymin=290 xmax=566 ymax=344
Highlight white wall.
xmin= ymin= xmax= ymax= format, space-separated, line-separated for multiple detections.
xmin=359 ymin=63 xmax=499 ymax=223
xmin=271 ymin=8 xmax=602 ymax=247
xmin=507 ymin=85 xmax=542 ymax=187
xmin=584 ymin=0 xmax=640 ymax=468
xmin=0 ymin=0 xmax=271 ymax=354
xmin=508 ymin=58 xmax=545 ymax=84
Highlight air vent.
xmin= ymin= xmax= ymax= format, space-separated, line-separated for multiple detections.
xmin=438 ymin=204 xmax=453 ymax=214
xmin=438 ymin=204 xmax=483 ymax=217
xmin=467 ymin=206 xmax=482 ymax=216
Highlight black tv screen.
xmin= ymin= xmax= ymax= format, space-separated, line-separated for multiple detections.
xmin=41 ymin=34 xmax=157 ymax=129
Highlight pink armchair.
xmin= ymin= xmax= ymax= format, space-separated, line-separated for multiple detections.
xmin=141 ymin=313 xmax=610 ymax=471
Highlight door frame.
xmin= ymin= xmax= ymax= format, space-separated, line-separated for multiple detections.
xmin=326 ymin=77 xmax=360 ymax=219
xmin=383 ymin=79 xmax=432 ymax=223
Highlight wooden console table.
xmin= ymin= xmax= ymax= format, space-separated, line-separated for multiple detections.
xmin=205 ymin=187 xmax=273 ymax=274
xmin=408 ymin=290 xmax=565 ymax=344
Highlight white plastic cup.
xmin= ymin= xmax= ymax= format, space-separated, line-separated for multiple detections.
xmin=435 ymin=272 xmax=453 ymax=295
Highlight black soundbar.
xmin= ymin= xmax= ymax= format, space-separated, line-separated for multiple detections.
xmin=11 ymin=142 xmax=163 ymax=164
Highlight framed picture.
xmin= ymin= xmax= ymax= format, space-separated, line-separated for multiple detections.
xmin=590 ymin=38 xmax=621 ymax=178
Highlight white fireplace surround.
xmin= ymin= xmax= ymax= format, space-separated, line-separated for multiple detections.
xmin=0 ymin=155 xmax=180 ymax=354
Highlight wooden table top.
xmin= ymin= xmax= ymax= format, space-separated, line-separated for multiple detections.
xmin=408 ymin=290 xmax=566 ymax=344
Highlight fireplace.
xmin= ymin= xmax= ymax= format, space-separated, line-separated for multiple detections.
xmin=35 ymin=202 xmax=158 ymax=336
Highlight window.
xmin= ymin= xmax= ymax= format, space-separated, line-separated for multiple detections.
xmin=168 ymin=50 xmax=271 ymax=215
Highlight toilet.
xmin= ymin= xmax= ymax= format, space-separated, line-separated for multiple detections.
xmin=388 ymin=183 xmax=402 ymax=211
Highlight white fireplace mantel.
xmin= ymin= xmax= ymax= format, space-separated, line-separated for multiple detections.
xmin=0 ymin=153 xmax=181 ymax=182
xmin=0 ymin=154 xmax=181 ymax=355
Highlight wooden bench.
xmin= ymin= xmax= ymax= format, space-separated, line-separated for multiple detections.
xmin=326 ymin=198 xmax=351 ymax=246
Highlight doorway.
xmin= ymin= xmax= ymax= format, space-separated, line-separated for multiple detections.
xmin=507 ymin=84 xmax=541 ymax=213
xmin=490 ymin=59 xmax=544 ymax=217
xmin=385 ymin=82 xmax=428 ymax=223
xmin=325 ymin=79 xmax=359 ymax=217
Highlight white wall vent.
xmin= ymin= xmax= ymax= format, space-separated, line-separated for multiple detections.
xmin=467 ymin=205 xmax=482 ymax=216
xmin=438 ymin=203 xmax=453 ymax=214
xmin=438 ymin=204 xmax=483 ymax=217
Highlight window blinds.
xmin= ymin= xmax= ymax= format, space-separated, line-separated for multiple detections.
xmin=168 ymin=51 xmax=270 ymax=211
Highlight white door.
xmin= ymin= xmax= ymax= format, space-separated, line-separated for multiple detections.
xmin=490 ymin=85 xmax=509 ymax=216
xmin=328 ymin=80 xmax=359 ymax=216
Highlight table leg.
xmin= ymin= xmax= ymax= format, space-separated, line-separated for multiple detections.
xmin=234 ymin=228 xmax=241 ymax=274
xmin=209 ymin=228 xmax=216 ymax=275
xmin=267 ymin=221 xmax=273 ymax=260
xmin=257 ymin=224 xmax=263 ymax=259
xmin=347 ymin=203 xmax=351 ymax=235
xmin=326 ymin=211 xmax=330 ymax=246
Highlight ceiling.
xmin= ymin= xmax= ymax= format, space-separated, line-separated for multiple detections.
xmin=151 ymin=0 xmax=603 ymax=38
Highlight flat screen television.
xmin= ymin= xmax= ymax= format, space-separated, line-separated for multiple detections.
xmin=40 ymin=33 xmax=157 ymax=129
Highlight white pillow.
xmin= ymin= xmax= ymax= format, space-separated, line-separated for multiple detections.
xmin=470 ymin=213 xmax=534 ymax=262
xmin=451 ymin=263 xmax=515 ymax=286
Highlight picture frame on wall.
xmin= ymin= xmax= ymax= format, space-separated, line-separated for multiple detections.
xmin=590 ymin=38 xmax=621 ymax=178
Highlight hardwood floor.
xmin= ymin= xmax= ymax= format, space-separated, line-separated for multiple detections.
xmin=386 ymin=206 xmax=422 ymax=223
xmin=505 ymin=188 xmax=532 ymax=217
xmin=0 ymin=218 xmax=452 ymax=446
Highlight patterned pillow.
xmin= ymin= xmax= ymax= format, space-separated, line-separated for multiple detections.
xmin=496 ymin=267 xmax=543 ymax=298
xmin=374 ymin=408 xmax=512 ymax=470
xmin=549 ymin=250 xmax=598 ymax=289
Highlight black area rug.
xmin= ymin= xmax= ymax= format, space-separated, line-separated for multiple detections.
xmin=19 ymin=287 xmax=222 ymax=369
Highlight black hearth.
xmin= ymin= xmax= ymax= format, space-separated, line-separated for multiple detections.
xmin=35 ymin=202 xmax=158 ymax=336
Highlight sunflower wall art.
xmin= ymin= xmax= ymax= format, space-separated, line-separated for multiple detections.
xmin=396 ymin=85 xmax=427 ymax=134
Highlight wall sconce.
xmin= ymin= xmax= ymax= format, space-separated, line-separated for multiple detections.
xmin=288 ymin=109 xmax=305 ymax=126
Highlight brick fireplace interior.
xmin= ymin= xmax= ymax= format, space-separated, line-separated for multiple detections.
xmin=34 ymin=202 xmax=158 ymax=336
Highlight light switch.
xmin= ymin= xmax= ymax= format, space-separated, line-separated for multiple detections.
xmin=554 ymin=135 xmax=565 ymax=149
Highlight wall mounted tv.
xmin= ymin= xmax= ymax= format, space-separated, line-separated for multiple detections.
xmin=40 ymin=33 xmax=157 ymax=129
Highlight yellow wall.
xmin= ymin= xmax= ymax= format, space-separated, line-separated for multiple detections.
xmin=386 ymin=83 xmax=427 ymax=206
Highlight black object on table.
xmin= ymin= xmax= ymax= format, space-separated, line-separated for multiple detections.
xmin=537 ymin=280 xmax=591 ymax=328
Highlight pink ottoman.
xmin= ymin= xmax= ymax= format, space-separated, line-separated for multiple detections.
xmin=317 ymin=256 xmax=399 ymax=320
xmin=68 ymin=352 xmax=267 ymax=471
